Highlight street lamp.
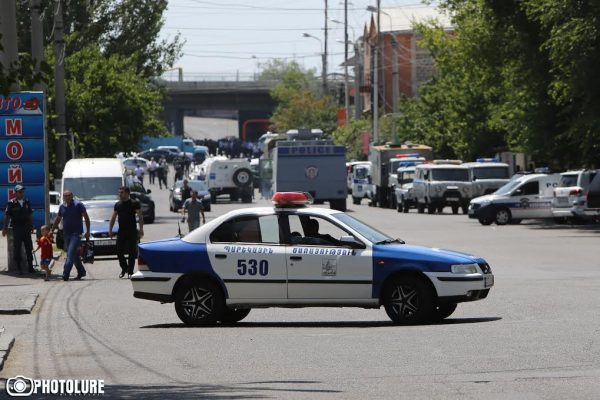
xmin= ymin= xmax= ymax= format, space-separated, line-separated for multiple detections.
xmin=302 ymin=33 xmax=327 ymax=94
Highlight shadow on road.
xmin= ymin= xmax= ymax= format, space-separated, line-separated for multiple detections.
xmin=140 ymin=317 xmax=501 ymax=329
xmin=100 ymin=381 xmax=342 ymax=399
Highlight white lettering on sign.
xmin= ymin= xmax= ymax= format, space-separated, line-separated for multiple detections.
xmin=6 ymin=141 xmax=23 ymax=160
xmin=8 ymin=164 xmax=22 ymax=183
xmin=5 ymin=118 xmax=22 ymax=135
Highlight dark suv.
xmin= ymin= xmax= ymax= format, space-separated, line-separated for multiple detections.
xmin=583 ymin=172 xmax=600 ymax=219
xmin=126 ymin=177 xmax=155 ymax=223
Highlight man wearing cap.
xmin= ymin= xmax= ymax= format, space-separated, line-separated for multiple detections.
xmin=2 ymin=185 xmax=35 ymax=274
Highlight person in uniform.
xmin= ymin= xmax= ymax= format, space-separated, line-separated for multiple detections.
xmin=2 ymin=185 xmax=34 ymax=274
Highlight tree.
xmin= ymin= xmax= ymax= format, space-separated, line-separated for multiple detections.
xmin=332 ymin=118 xmax=371 ymax=160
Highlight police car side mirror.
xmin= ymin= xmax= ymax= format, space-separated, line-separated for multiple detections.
xmin=339 ymin=236 xmax=365 ymax=249
xmin=146 ymin=189 xmax=152 ymax=194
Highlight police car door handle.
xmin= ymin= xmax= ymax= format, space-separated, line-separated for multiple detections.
xmin=290 ymin=256 xmax=302 ymax=261
xmin=215 ymin=254 xmax=227 ymax=259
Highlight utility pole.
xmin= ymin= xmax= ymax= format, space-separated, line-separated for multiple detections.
xmin=391 ymin=36 xmax=399 ymax=144
xmin=54 ymin=0 xmax=67 ymax=175
xmin=0 ymin=0 xmax=21 ymax=91
xmin=30 ymin=0 xmax=44 ymax=91
xmin=354 ymin=41 xmax=363 ymax=120
xmin=323 ymin=0 xmax=328 ymax=94
xmin=373 ymin=0 xmax=380 ymax=143
xmin=343 ymin=0 xmax=349 ymax=123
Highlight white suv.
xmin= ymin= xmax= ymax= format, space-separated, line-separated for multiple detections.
xmin=553 ymin=169 xmax=597 ymax=221
xmin=413 ymin=162 xmax=472 ymax=214
xmin=201 ymin=157 xmax=253 ymax=203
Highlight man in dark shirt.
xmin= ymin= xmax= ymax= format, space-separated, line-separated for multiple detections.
xmin=109 ymin=186 xmax=144 ymax=278
xmin=180 ymin=179 xmax=192 ymax=205
xmin=52 ymin=190 xmax=91 ymax=281
xmin=2 ymin=185 xmax=34 ymax=274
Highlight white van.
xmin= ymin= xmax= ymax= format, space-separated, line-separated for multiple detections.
xmin=351 ymin=163 xmax=373 ymax=205
xmin=468 ymin=173 xmax=561 ymax=225
xmin=61 ymin=158 xmax=125 ymax=201
xmin=464 ymin=160 xmax=511 ymax=198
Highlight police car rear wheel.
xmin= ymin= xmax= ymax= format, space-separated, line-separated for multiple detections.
xmin=495 ymin=208 xmax=511 ymax=225
xmin=383 ymin=277 xmax=434 ymax=325
xmin=174 ymin=279 xmax=224 ymax=326
xmin=233 ymin=168 xmax=252 ymax=187
xmin=431 ymin=303 xmax=457 ymax=322
xmin=220 ymin=308 xmax=251 ymax=324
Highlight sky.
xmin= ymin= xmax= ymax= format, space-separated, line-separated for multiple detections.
xmin=160 ymin=0 xmax=427 ymax=81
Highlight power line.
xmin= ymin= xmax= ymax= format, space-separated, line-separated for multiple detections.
xmin=163 ymin=26 xmax=342 ymax=31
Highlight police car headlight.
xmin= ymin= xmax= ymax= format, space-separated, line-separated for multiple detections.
xmin=451 ymin=263 xmax=479 ymax=274
xmin=203 ymin=194 xmax=211 ymax=200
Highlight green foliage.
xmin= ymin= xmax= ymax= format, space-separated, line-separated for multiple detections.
xmin=267 ymin=59 xmax=337 ymax=134
xmin=332 ymin=118 xmax=371 ymax=160
xmin=56 ymin=45 xmax=166 ymax=157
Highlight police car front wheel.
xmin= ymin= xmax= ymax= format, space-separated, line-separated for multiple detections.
xmin=383 ymin=276 xmax=435 ymax=325
xmin=174 ymin=279 xmax=225 ymax=326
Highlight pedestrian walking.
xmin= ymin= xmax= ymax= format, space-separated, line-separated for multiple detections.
xmin=33 ymin=225 xmax=53 ymax=281
xmin=157 ymin=160 xmax=168 ymax=189
xmin=148 ymin=158 xmax=158 ymax=184
xmin=2 ymin=185 xmax=34 ymax=274
xmin=109 ymin=186 xmax=144 ymax=279
xmin=181 ymin=190 xmax=205 ymax=232
xmin=52 ymin=191 xmax=90 ymax=281
xmin=134 ymin=163 xmax=144 ymax=184
xmin=180 ymin=179 xmax=192 ymax=204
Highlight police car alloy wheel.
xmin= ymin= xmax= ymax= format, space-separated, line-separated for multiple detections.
xmin=174 ymin=279 xmax=224 ymax=326
xmin=383 ymin=276 xmax=435 ymax=325
xmin=220 ymin=308 xmax=251 ymax=324
xmin=494 ymin=208 xmax=512 ymax=225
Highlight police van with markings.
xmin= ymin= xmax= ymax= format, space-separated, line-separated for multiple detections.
xmin=469 ymin=173 xmax=561 ymax=225
xmin=131 ymin=192 xmax=494 ymax=326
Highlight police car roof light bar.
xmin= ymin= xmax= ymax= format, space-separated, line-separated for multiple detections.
xmin=272 ymin=192 xmax=313 ymax=207
xmin=476 ymin=158 xmax=499 ymax=163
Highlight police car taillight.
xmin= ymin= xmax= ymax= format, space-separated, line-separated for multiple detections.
xmin=137 ymin=255 xmax=150 ymax=271
xmin=570 ymin=188 xmax=583 ymax=196
xmin=272 ymin=192 xmax=313 ymax=207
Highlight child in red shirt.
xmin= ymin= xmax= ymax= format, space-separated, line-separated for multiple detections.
xmin=34 ymin=225 xmax=53 ymax=281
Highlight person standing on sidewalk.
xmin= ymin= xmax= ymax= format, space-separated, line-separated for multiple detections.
xmin=109 ymin=186 xmax=144 ymax=279
xmin=52 ymin=191 xmax=90 ymax=281
xmin=2 ymin=185 xmax=34 ymax=274
xmin=181 ymin=190 xmax=205 ymax=232
xmin=148 ymin=158 xmax=158 ymax=184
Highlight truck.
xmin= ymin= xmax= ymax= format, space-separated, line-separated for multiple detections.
xmin=368 ymin=143 xmax=433 ymax=208
xmin=139 ymin=136 xmax=208 ymax=161
xmin=271 ymin=129 xmax=347 ymax=211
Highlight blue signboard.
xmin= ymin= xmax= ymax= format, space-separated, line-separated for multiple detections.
xmin=0 ymin=92 xmax=46 ymax=229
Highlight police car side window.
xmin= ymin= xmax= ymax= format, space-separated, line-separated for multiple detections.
xmin=522 ymin=181 xmax=539 ymax=195
xmin=210 ymin=216 xmax=280 ymax=244
xmin=288 ymin=215 xmax=351 ymax=247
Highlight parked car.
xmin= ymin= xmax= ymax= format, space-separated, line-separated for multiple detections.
xmin=577 ymin=172 xmax=600 ymax=220
xmin=138 ymin=149 xmax=176 ymax=163
xmin=126 ymin=176 xmax=155 ymax=224
xmin=553 ymin=170 xmax=597 ymax=222
xmin=169 ymin=180 xmax=211 ymax=212
xmin=56 ymin=200 xmax=120 ymax=254
xmin=122 ymin=157 xmax=149 ymax=174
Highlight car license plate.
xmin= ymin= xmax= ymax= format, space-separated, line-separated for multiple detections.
xmin=447 ymin=197 xmax=459 ymax=202
xmin=94 ymin=239 xmax=116 ymax=247
xmin=484 ymin=275 xmax=494 ymax=288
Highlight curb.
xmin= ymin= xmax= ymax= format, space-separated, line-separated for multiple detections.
xmin=0 ymin=293 xmax=39 ymax=315
xmin=0 ymin=327 xmax=16 ymax=371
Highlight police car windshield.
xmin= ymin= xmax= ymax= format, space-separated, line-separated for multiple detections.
xmin=432 ymin=169 xmax=469 ymax=181
xmin=472 ymin=166 xmax=510 ymax=180
xmin=63 ymin=177 xmax=122 ymax=200
xmin=355 ymin=168 xmax=369 ymax=179
xmin=559 ymin=174 xmax=578 ymax=187
xmin=332 ymin=213 xmax=393 ymax=244
xmin=495 ymin=179 xmax=522 ymax=196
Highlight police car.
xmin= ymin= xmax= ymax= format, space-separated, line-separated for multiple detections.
xmin=131 ymin=192 xmax=494 ymax=326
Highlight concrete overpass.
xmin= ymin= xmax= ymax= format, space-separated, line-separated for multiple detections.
xmin=162 ymin=80 xmax=278 ymax=142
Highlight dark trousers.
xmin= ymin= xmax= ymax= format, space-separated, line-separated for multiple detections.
xmin=117 ymin=231 xmax=138 ymax=274
xmin=13 ymin=228 xmax=33 ymax=272
xmin=149 ymin=170 xmax=156 ymax=184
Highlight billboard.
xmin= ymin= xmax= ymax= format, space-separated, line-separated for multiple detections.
xmin=0 ymin=92 xmax=47 ymax=229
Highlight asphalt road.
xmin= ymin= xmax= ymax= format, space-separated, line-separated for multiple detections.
xmin=1 ymin=179 xmax=600 ymax=399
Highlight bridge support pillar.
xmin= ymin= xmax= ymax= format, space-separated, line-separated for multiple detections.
xmin=163 ymin=107 xmax=185 ymax=136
